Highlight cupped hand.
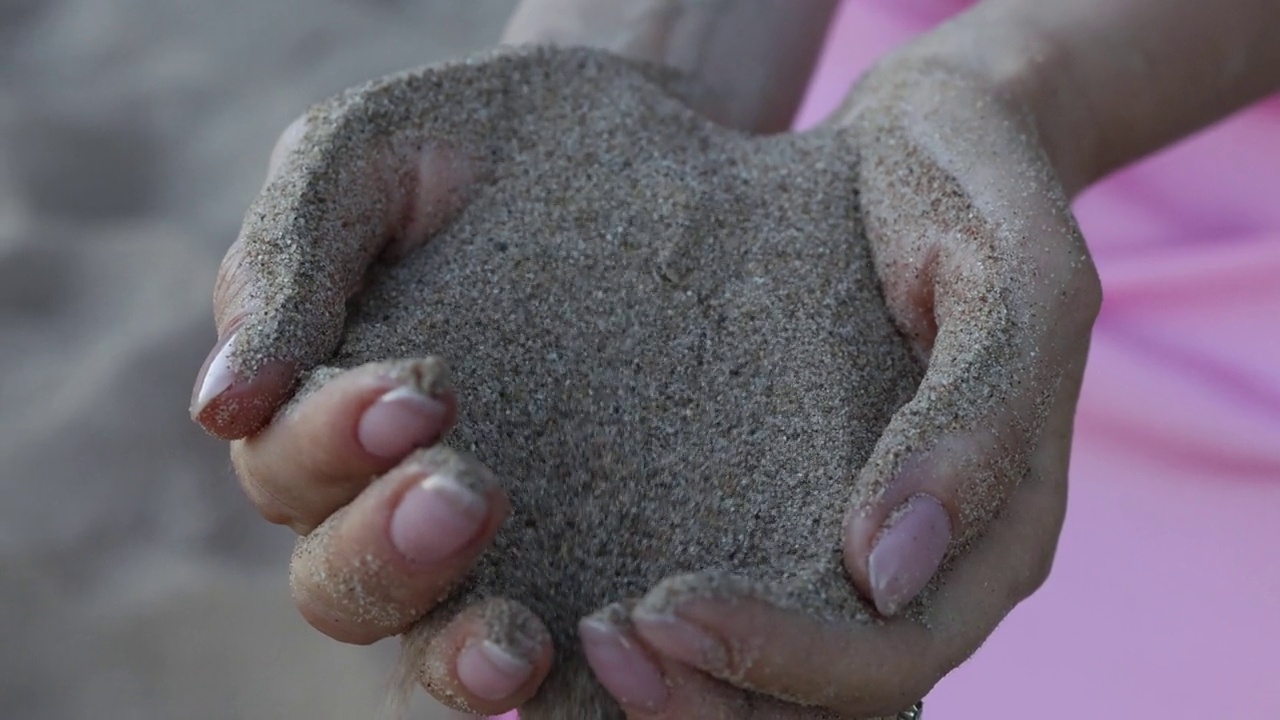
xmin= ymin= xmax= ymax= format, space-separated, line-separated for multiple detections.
xmin=192 ymin=108 xmax=564 ymax=713
xmin=579 ymin=36 xmax=1101 ymax=720
xmin=190 ymin=2 xmax=840 ymax=716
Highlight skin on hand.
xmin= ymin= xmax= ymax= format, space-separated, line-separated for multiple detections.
xmin=194 ymin=109 xmax=555 ymax=713
xmin=583 ymin=0 xmax=1280 ymax=715
xmin=192 ymin=0 xmax=1280 ymax=715
xmin=190 ymin=1 xmax=839 ymax=715
xmin=581 ymin=35 xmax=1100 ymax=720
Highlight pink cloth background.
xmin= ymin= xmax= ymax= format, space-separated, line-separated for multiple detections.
xmin=504 ymin=1 xmax=1280 ymax=716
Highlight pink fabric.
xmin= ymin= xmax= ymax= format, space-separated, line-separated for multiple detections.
xmin=501 ymin=2 xmax=1280 ymax=717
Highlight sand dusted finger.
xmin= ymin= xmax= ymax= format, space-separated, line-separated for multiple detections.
xmin=631 ymin=571 xmax=933 ymax=717
xmin=393 ymin=597 xmax=554 ymax=717
xmin=233 ymin=358 xmax=455 ymax=533
xmin=834 ymin=59 xmax=1099 ymax=615
xmin=193 ymin=122 xmax=479 ymax=440
xmin=289 ymin=445 xmax=508 ymax=645
xmin=578 ymin=586 xmax=917 ymax=719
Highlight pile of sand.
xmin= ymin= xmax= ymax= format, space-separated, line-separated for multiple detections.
xmin=247 ymin=47 xmax=921 ymax=717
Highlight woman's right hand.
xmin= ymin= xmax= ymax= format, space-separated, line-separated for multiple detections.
xmin=193 ymin=109 xmax=561 ymax=714
xmin=581 ymin=20 xmax=1104 ymax=720
xmin=188 ymin=2 xmax=836 ymax=715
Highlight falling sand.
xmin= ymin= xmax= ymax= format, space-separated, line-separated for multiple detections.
xmin=243 ymin=47 xmax=938 ymax=718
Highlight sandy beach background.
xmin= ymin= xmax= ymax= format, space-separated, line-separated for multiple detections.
xmin=1 ymin=1 xmax=516 ymax=717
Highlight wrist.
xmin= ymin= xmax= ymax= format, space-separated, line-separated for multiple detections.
xmin=921 ymin=0 xmax=1280 ymax=197
xmin=872 ymin=5 xmax=1101 ymax=197
xmin=501 ymin=0 xmax=837 ymax=134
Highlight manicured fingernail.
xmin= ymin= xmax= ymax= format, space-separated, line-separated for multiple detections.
xmin=357 ymin=387 xmax=447 ymax=459
xmin=868 ymin=493 xmax=952 ymax=616
xmin=389 ymin=473 xmax=487 ymax=565
xmin=189 ymin=330 xmax=295 ymax=439
xmin=456 ymin=640 xmax=532 ymax=701
xmin=191 ymin=332 xmax=239 ymax=415
xmin=580 ymin=617 xmax=668 ymax=711
xmin=631 ymin=608 xmax=727 ymax=672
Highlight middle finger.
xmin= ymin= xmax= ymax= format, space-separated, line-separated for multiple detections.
xmin=231 ymin=357 xmax=455 ymax=533
xmin=289 ymin=445 xmax=508 ymax=644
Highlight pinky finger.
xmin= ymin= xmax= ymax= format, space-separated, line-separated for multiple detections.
xmin=395 ymin=598 xmax=553 ymax=717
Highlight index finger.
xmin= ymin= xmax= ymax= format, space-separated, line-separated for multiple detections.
xmin=191 ymin=79 xmax=479 ymax=439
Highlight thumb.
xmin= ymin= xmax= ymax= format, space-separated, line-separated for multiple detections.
xmin=835 ymin=59 xmax=1103 ymax=617
xmin=841 ymin=209 xmax=1099 ymax=617
xmin=843 ymin=377 xmax=1040 ymax=618
xmin=191 ymin=72 xmax=479 ymax=439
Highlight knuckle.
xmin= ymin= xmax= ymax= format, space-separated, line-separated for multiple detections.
xmin=997 ymin=519 xmax=1060 ymax=606
xmin=289 ymin=522 xmax=397 ymax=645
xmin=241 ymin=476 xmax=296 ymax=527
xmin=294 ymin=593 xmax=382 ymax=646
xmin=212 ymin=240 xmax=253 ymax=333
xmin=231 ymin=442 xmax=305 ymax=528
xmin=1017 ymin=539 xmax=1058 ymax=599
xmin=273 ymin=113 xmax=311 ymax=156
xmin=266 ymin=114 xmax=312 ymax=180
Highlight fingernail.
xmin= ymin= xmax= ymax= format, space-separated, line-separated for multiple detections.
xmin=579 ymin=617 xmax=668 ymax=711
xmin=357 ymin=387 xmax=447 ymax=459
xmin=631 ymin=608 xmax=727 ymax=672
xmin=189 ymin=330 xmax=295 ymax=439
xmin=191 ymin=332 xmax=239 ymax=415
xmin=868 ymin=493 xmax=952 ymax=616
xmin=389 ymin=473 xmax=487 ymax=565
xmin=456 ymin=640 xmax=532 ymax=701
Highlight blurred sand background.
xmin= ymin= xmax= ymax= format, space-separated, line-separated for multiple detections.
xmin=0 ymin=1 xmax=516 ymax=717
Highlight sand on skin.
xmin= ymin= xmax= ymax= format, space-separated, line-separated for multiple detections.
xmin=248 ymin=47 xmax=923 ymax=718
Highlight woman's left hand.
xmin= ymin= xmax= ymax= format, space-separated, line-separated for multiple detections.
xmin=574 ymin=8 xmax=1099 ymax=720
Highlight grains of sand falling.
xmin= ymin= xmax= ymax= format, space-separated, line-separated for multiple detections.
xmin=241 ymin=47 xmax=956 ymax=719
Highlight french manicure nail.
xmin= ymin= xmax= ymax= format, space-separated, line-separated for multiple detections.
xmin=389 ymin=473 xmax=487 ymax=565
xmin=191 ymin=332 xmax=239 ymax=415
xmin=456 ymin=639 xmax=532 ymax=701
xmin=189 ymin=330 xmax=295 ymax=439
xmin=579 ymin=617 xmax=668 ymax=711
xmin=868 ymin=493 xmax=952 ymax=616
xmin=357 ymin=386 xmax=447 ymax=459
xmin=631 ymin=608 xmax=727 ymax=672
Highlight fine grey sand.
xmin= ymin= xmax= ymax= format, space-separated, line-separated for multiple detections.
xmin=258 ymin=47 xmax=923 ymax=718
